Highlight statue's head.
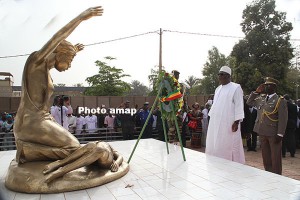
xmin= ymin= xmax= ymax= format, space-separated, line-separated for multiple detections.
xmin=54 ymin=40 xmax=77 ymax=72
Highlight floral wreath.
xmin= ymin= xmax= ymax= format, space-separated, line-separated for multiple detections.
xmin=157 ymin=70 xmax=184 ymax=121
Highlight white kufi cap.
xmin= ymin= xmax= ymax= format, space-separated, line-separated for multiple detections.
xmin=219 ymin=66 xmax=231 ymax=75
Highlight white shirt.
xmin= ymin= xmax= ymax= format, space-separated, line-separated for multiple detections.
xmin=85 ymin=115 xmax=97 ymax=130
xmin=104 ymin=115 xmax=115 ymax=128
xmin=249 ymin=107 xmax=253 ymax=113
xmin=76 ymin=116 xmax=86 ymax=134
xmin=50 ymin=105 xmax=69 ymax=129
xmin=66 ymin=105 xmax=73 ymax=115
xmin=67 ymin=115 xmax=77 ymax=132
xmin=202 ymin=108 xmax=209 ymax=119
xmin=266 ymin=93 xmax=276 ymax=101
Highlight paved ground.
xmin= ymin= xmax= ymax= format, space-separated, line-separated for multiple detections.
xmin=186 ymin=141 xmax=300 ymax=181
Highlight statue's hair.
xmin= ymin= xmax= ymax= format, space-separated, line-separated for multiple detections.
xmin=54 ymin=40 xmax=77 ymax=55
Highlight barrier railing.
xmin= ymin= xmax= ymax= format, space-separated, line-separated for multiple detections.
xmin=0 ymin=127 xmax=163 ymax=151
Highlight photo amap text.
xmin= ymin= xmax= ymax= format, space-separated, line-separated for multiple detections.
xmin=77 ymin=107 xmax=137 ymax=116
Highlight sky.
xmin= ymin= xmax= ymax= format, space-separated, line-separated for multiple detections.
xmin=0 ymin=0 xmax=299 ymax=88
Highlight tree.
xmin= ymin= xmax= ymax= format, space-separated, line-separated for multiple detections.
xmin=84 ymin=56 xmax=130 ymax=96
xmin=185 ymin=76 xmax=200 ymax=90
xmin=231 ymin=0 xmax=293 ymax=94
xmin=201 ymin=46 xmax=228 ymax=94
xmin=286 ymin=63 xmax=300 ymax=99
xmin=189 ymin=84 xmax=204 ymax=95
xmin=148 ymin=66 xmax=163 ymax=96
xmin=127 ymin=80 xmax=150 ymax=96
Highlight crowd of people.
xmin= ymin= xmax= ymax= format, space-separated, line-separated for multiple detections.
xmin=1 ymin=66 xmax=300 ymax=177
xmin=0 ymin=92 xmax=211 ymax=151
xmin=0 ymin=112 xmax=15 ymax=150
xmin=45 ymin=95 xmax=208 ymax=144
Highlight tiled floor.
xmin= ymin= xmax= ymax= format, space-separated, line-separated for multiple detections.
xmin=1 ymin=139 xmax=300 ymax=200
xmin=187 ymin=141 xmax=300 ymax=181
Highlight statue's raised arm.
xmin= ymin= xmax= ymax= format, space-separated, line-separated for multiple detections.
xmin=34 ymin=6 xmax=103 ymax=64
xmin=6 ymin=6 xmax=129 ymax=194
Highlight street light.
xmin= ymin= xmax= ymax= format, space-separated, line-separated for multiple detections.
xmin=294 ymin=45 xmax=300 ymax=100
xmin=296 ymin=55 xmax=299 ymax=100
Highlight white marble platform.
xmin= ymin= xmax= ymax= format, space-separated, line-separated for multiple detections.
xmin=1 ymin=139 xmax=300 ymax=200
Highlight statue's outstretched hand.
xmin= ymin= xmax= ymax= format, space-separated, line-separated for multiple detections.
xmin=74 ymin=43 xmax=84 ymax=52
xmin=80 ymin=6 xmax=104 ymax=21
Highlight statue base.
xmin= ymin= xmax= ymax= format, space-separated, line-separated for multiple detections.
xmin=5 ymin=159 xmax=129 ymax=194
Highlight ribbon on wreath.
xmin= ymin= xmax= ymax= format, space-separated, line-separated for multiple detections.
xmin=160 ymin=90 xmax=182 ymax=102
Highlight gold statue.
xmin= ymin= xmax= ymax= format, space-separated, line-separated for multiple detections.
xmin=5 ymin=6 xmax=129 ymax=193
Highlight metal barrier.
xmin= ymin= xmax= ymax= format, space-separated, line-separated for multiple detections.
xmin=0 ymin=127 xmax=161 ymax=151
xmin=73 ymin=128 xmax=124 ymax=143
xmin=0 ymin=131 xmax=15 ymax=151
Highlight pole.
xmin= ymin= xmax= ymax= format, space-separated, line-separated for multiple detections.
xmin=159 ymin=28 xmax=163 ymax=73
xmin=128 ymin=84 xmax=163 ymax=163
xmin=170 ymin=101 xmax=186 ymax=161
xmin=159 ymin=102 xmax=169 ymax=154
xmin=296 ymin=56 xmax=299 ymax=100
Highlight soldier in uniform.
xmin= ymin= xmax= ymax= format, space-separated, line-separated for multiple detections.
xmin=168 ymin=70 xmax=188 ymax=146
xmin=118 ymin=100 xmax=135 ymax=140
xmin=247 ymin=77 xmax=288 ymax=175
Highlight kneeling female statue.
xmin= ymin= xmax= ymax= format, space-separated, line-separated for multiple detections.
xmin=5 ymin=6 xmax=129 ymax=193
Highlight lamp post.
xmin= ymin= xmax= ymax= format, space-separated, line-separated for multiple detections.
xmin=158 ymin=28 xmax=163 ymax=73
xmin=296 ymin=55 xmax=299 ymax=100
xmin=294 ymin=45 xmax=300 ymax=100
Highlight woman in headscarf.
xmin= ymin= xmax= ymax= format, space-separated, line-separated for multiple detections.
xmin=188 ymin=102 xmax=203 ymax=147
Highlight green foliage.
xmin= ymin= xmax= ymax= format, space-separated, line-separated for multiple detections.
xmin=185 ymin=76 xmax=200 ymax=90
xmin=84 ymin=57 xmax=130 ymax=96
xmin=127 ymin=80 xmax=150 ymax=96
xmin=234 ymin=62 xmax=263 ymax=93
xmin=284 ymin=65 xmax=300 ymax=99
xmin=157 ymin=71 xmax=183 ymax=121
xmin=148 ymin=66 xmax=165 ymax=96
xmin=231 ymin=0 xmax=293 ymax=94
xmin=189 ymin=84 xmax=204 ymax=95
xmin=201 ymin=46 xmax=228 ymax=94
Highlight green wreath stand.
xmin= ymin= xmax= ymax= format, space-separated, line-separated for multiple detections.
xmin=128 ymin=73 xmax=186 ymax=163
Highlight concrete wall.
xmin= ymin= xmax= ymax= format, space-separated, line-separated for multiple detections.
xmin=0 ymin=79 xmax=13 ymax=87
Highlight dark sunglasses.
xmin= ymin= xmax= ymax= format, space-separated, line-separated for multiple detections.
xmin=218 ymin=73 xmax=228 ymax=76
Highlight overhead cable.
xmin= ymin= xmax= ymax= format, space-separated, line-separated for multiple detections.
xmin=1 ymin=29 xmax=299 ymax=59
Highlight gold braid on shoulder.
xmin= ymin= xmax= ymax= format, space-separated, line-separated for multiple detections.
xmin=261 ymin=97 xmax=282 ymax=122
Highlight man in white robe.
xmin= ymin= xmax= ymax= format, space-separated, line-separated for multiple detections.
xmin=205 ymin=66 xmax=245 ymax=164
xmin=201 ymin=103 xmax=210 ymax=147
xmin=75 ymin=114 xmax=86 ymax=135
xmin=85 ymin=113 xmax=97 ymax=133
xmin=67 ymin=113 xmax=77 ymax=134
